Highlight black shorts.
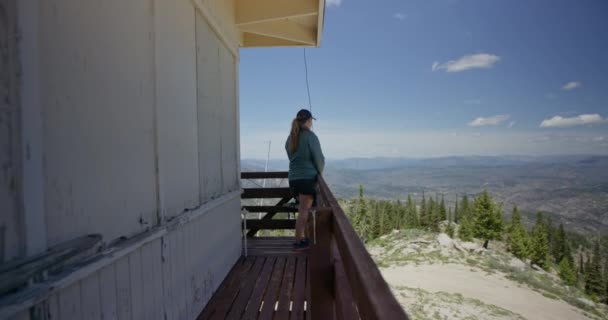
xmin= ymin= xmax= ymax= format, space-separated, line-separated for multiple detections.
xmin=289 ymin=179 xmax=317 ymax=197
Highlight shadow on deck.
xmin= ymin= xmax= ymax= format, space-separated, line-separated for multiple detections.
xmin=197 ymin=172 xmax=409 ymax=320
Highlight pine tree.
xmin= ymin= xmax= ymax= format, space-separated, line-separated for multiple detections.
xmin=428 ymin=196 xmax=440 ymax=232
xmin=458 ymin=210 xmax=474 ymax=242
xmin=546 ymin=217 xmax=557 ymax=262
xmin=559 ymin=257 xmax=577 ymax=286
xmin=446 ymin=222 xmax=455 ymax=238
xmin=454 ymin=197 xmax=460 ymax=224
xmin=507 ymin=206 xmax=530 ymax=260
xmin=530 ymin=212 xmax=550 ymax=269
xmin=461 ymin=195 xmax=470 ymax=220
xmin=419 ymin=192 xmax=428 ymax=228
xmin=458 ymin=195 xmax=474 ymax=241
xmin=405 ymin=195 xmax=418 ymax=228
xmin=471 ymin=191 xmax=503 ymax=249
xmin=448 ymin=207 xmax=452 ymax=223
xmin=352 ymin=184 xmax=369 ymax=240
xmin=585 ymin=239 xmax=605 ymax=297
xmin=553 ymin=224 xmax=568 ymax=264
xmin=439 ymin=196 xmax=447 ymax=221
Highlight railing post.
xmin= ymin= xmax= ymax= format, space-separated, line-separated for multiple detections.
xmin=307 ymin=209 xmax=334 ymax=319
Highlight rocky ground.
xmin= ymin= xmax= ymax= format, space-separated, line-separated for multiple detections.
xmin=367 ymin=229 xmax=608 ymax=320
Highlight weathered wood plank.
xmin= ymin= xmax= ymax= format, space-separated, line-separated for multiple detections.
xmin=226 ymin=257 xmax=266 ymax=320
xmin=161 ymin=234 xmax=175 ymax=320
xmin=80 ymin=273 xmax=101 ymax=320
xmin=241 ymin=257 xmax=276 ymax=320
xmin=46 ymin=294 xmax=60 ymax=320
xmin=241 ymin=172 xmax=288 ymax=179
xmin=128 ymin=248 xmax=144 ymax=320
xmin=276 ymin=256 xmax=296 ymax=319
xmin=178 ymin=226 xmax=190 ymax=319
xmin=241 ymin=187 xmax=292 ymax=199
xmin=99 ymin=265 xmax=118 ymax=320
xmin=58 ymin=283 xmax=82 ymax=320
xmin=141 ymin=241 xmax=163 ymax=320
xmin=290 ymin=256 xmax=307 ymax=320
xmin=115 ymin=256 xmax=132 ymax=320
xmin=258 ymin=257 xmax=286 ymax=320
xmin=185 ymin=222 xmax=196 ymax=319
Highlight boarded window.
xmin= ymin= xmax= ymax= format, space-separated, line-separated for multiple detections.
xmin=196 ymin=13 xmax=239 ymax=201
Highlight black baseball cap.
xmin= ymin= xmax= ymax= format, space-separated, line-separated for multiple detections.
xmin=296 ymin=109 xmax=316 ymax=121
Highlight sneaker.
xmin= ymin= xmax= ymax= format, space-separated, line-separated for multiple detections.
xmin=293 ymin=238 xmax=310 ymax=251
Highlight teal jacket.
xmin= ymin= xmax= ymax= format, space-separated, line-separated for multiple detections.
xmin=285 ymin=129 xmax=325 ymax=181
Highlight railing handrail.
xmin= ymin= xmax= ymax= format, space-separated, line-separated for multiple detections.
xmin=318 ymin=175 xmax=409 ymax=320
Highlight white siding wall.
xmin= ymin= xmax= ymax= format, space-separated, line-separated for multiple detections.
xmin=154 ymin=0 xmax=201 ymax=219
xmin=0 ymin=0 xmax=21 ymax=263
xmin=17 ymin=197 xmax=241 ymax=320
xmin=6 ymin=0 xmax=242 ymax=318
xmin=39 ymin=0 xmax=158 ymax=245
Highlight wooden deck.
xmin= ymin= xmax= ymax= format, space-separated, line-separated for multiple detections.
xmin=198 ymin=172 xmax=408 ymax=320
xmin=197 ymin=238 xmax=310 ymax=320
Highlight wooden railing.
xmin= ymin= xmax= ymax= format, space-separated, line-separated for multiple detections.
xmin=241 ymin=172 xmax=409 ymax=320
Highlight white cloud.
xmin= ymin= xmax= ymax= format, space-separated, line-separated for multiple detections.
xmin=508 ymin=121 xmax=516 ymax=128
xmin=326 ymin=0 xmax=343 ymax=7
xmin=394 ymin=13 xmax=407 ymax=20
xmin=592 ymin=136 xmax=605 ymax=142
xmin=562 ymin=81 xmax=581 ymax=91
xmin=468 ymin=114 xmax=510 ymax=127
xmin=432 ymin=53 xmax=500 ymax=73
xmin=540 ymin=114 xmax=607 ymax=128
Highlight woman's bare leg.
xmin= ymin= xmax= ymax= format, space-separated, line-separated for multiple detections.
xmin=295 ymin=194 xmax=314 ymax=242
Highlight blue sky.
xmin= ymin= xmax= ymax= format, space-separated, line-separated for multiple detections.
xmin=239 ymin=0 xmax=608 ymax=159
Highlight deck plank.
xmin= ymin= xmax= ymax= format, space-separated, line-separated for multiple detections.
xmin=241 ymin=257 xmax=277 ymax=320
xmin=210 ymin=257 xmax=255 ymax=320
xmin=225 ymin=257 xmax=266 ymax=320
xmin=197 ymin=238 xmax=310 ymax=320
xmin=290 ymin=256 xmax=307 ymax=320
xmin=276 ymin=256 xmax=296 ymax=319
xmin=258 ymin=257 xmax=286 ymax=320
xmin=197 ymin=257 xmax=253 ymax=320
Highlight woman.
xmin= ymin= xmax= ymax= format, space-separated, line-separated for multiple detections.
xmin=285 ymin=109 xmax=325 ymax=251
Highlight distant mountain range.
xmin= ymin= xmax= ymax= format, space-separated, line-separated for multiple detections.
xmin=242 ymin=155 xmax=608 ymax=232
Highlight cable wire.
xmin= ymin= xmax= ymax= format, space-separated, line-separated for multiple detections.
xmin=303 ymin=48 xmax=313 ymax=112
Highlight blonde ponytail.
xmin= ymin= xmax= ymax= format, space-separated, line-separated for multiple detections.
xmin=288 ymin=118 xmax=303 ymax=153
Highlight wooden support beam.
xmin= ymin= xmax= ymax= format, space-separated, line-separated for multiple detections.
xmin=242 ymin=206 xmax=298 ymax=214
xmin=241 ymin=187 xmax=292 ymax=199
xmin=241 ymin=33 xmax=311 ymax=48
xmin=247 ymin=197 xmax=292 ymax=237
xmin=241 ymin=171 xmax=289 ymax=179
xmin=240 ymin=20 xmax=316 ymax=45
xmin=245 ymin=219 xmax=296 ymax=230
xmin=308 ymin=209 xmax=335 ymax=319
xmin=236 ymin=0 xmax=318 ymax=26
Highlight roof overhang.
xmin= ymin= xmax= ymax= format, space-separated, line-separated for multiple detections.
xmin=237 ymin=0 xmax=326 ymax=48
